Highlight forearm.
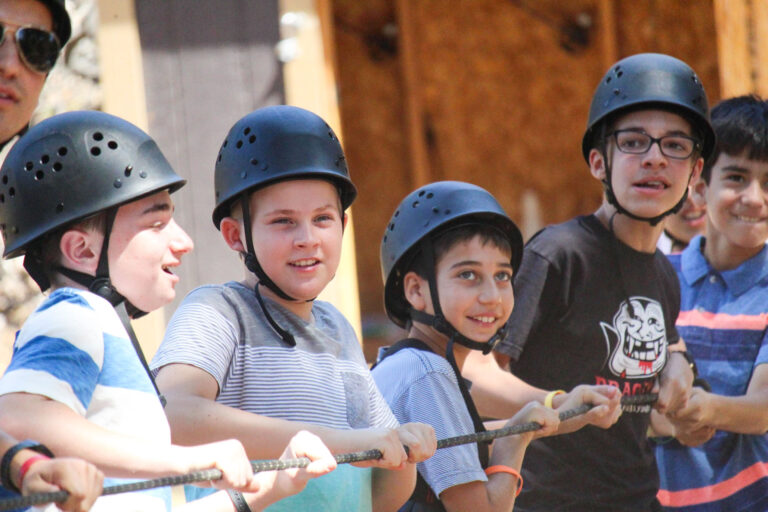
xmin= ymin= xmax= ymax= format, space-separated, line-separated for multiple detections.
xmin=705 ymin=393 xmax=768 ymax=434
xmin=464 ymin=351 xmax=546 ymax=418
xmin=371 ymin=465 xmax=416 ymax=512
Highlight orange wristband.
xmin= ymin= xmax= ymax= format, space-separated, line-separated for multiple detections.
xmin=18 ymin=454 xmax=50 ymax=489
xmin=543 ymin=389 xmax=565 ymax=409
xmin=484 ymin=465 xmax=523 ymax=496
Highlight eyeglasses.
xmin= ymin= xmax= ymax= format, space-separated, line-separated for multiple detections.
xmin=0 ymin=22 xmax=61 ymax=74
xmin=607 ymin=129 xmax=701 ymax=160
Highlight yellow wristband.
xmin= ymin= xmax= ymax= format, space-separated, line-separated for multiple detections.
xmin=485 ymin=465 xmax=523 ymax=496
xmin=543 ymin=390 xmax=565 ymax=409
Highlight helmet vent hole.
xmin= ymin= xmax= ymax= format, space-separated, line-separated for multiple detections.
xmin=113 ymin=179 xmax=122 ymax=188
xmin=426 ymin=192 xmax=433 ymax=199
xmin=0 ymin=195 xmax=4 ymax=203
xmin=418 ymin=190 xmax=425 ymax=197
xmin=57 ymin=147 xmax=67 ymax=156
xmin=249 ymin=135 xmax=256 ymax=143
xmin=53 ymin=162 xmax=62 ymax=172
xmin=432 ymin=207 xmax=439 ymax=214
xmin=91 ymin=147 xmax=101 ymax=156
xmin=223 ymin=140 xmax=228 ymax=147
xmin=108 ymin=141 xmax=118 ymax=150
xmin=250 ymin=158 xmax=259 ymax=166
xmin=93 ymin=132 xmax=103 ymax=141
xmin=217 ymin=154 xmax=222 ymax=162
xmin=412 ymin=201 xmax=419 ymax=208
xmin=383 ymin=235 xmax=387 ymax=243
xmin=24 ymin=162 xmax=33 ymax=171
xmin=56 ymin=203 xmax=64 ymax=213
xmin=125 ymin=165 xmax=132 ymax=177
xmin=35 ymin=171 xmax=44 ymax=181
xmin=616 ymin=70 xmax=623 ymax=78
xmin=139 ymin=171 xmax=148 ymax=179
xmin=444 ymin=209 xmax=451 ymax=215
xmin=613 ymin=88 xmax=620 ymax=96
xmin=244 ymin=127 xmax=251 ymax=135
xmin=606 ymin=76 xmax=611 ymax=84
xmin=328 ymin=131 xmax=334 ymax=140
xmin=1 ymin=176 xmax=6 ymax=185
xmin=394 ymin=210 xmax=400 ymax=217
xmin=236 ymin=140 xmax=243 ymax=149
xmin=41 ymin=155 xmax=49 ymax=164
xmin=388 ymin=223 xmax=394 ymax=231
xmin=9 ymin=187 xmax=15 ymax=197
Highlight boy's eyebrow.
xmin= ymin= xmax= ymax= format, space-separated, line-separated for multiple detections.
xmin=719 ymin=164 xmax=749 ymax=174
xmin=619 ymin=126 xmax=692 ymax=137
xmin=142 ymin=202 xmax=173 ymax=215
xmin=449 ymin=260 xmax=513 ymax=269
xmin=263 ymin=204 xmax=338 ymax=216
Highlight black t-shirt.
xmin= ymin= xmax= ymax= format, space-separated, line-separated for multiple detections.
xmin=497 ymin=215 xmax=680 ymax=512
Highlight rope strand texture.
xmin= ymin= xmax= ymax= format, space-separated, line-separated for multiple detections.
xmin=0 ymin=393 xmax=657 ymax=510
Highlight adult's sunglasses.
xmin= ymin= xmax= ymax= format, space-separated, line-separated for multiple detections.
xmin=0 ymin=22 xmax=61 ymax=74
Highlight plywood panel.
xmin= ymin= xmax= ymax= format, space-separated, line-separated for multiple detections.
xmin=136 ymin=0 xmax=284 ymax=311
xmin=332 ymin=0 xmax=720 ymax=357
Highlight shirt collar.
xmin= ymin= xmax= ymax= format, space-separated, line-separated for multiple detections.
xmin=680 ymin=235 xmax=768 ymax=296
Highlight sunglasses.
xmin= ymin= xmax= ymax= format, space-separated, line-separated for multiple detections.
xmin=0 ymin=22 xmax=61 ymax=74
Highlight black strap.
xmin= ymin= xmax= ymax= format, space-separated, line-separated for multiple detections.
xmin=253 ymin=283 xmax=296 ymax=346
xmin=227 ymin=490 xmax=252 ymax=512
xmin=374 ymin=337 xmax=489 ymax=509
xmin=115 ymin=303 xmax=166 ymax=407
xmin=0 ymin=441 xmax=54 ymax=493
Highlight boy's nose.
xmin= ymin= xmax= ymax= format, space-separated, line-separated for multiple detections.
xmin=294 ymin=222 xmax=320 ymax=248
xmin=169 ymin=220 xmax=194 ymax=254
xmin=741 ymin=179 xmax=767 ymax=205
xmin=478 ymin=282 xmax=503 ymax=304
xmin=641 ymin=142 xmax=668 ymax=167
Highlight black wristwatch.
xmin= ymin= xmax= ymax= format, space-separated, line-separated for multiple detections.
xmin=0 ymin=440 xmax=54 ymax=493
xmin=670 ymin=350 xmax=711 ymax=391
xmin=670 ymin=350 xmax=699 ymax=378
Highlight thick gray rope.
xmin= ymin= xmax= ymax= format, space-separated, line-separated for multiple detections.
xmin=0 ymin=393 xmax=657 ymax=510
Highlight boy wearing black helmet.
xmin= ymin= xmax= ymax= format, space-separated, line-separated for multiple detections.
xmin=0 ymin=111 xmax=338 ymax=511
xmin=372 ymin=181 xmax=621 ymax=511
xmin=151 ymin=105 xmax=436 ymax=512
xmin=464 ymin=53 xmax=709 ymax=511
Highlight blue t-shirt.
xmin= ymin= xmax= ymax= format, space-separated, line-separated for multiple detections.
xmin=656 ymin=237 xmax=768 ymax=511
xmin=0 ymin=288 xmax=172 ymax=511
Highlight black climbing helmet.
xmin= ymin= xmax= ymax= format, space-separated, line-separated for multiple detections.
xmin=39 ymin=0 xmax=72 ymax=48
xmin=212 ymin=105 xmax=357 ymax=229
xmin=212 ymin=105 xmax=357 ymax=303
xmin=582 ymin=53 xmax=715 ymax=162
xmin=0 ymin=110 xmax=185 ymax=295
xmin=381 ymin=181 xmax=523 ymax=335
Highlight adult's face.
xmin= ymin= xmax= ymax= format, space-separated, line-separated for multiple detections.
xmin=0 ymin=0 xmax=52 ymax=143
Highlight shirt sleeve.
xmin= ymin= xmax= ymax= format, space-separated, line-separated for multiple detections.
xmin=392 ymin=364 xmax=487 ymax=497
xmin=497 ymin=248 xmax=560 ymax=362
xmin=0 ymin=295 xmax=104 ymax=416
xmin=150 ymin=288 xmax=239 ymax=391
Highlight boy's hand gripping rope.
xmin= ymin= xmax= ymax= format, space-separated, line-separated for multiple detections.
xmin=0 ymin=393 xmax=657 ymax=510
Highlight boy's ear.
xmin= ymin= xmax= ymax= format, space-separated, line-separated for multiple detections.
xmin=689 ymin=156 xmax=704 ymax=184
xmin=691 ymin=175 xmax=708 ymax=207
xmin=403 ymin=271 xmax=429 ymax=311
xmin=342 ymin=212 xmax=348 ymax=231
xmin=59 ymin=229 xmax=100 ymax=273
xmin=588 ymin=148 xmax=607 ymax=181
xmin=220 ymin=217 xmax=246 ymax=252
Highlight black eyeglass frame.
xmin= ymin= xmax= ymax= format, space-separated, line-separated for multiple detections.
xmin=0 ymin=21 xmax=61 ymax=74
xmin=605 ymin=129 xmax=703 ymax=160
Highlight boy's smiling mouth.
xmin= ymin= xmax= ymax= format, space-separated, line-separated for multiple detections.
xmin=290 ymin=258 xmax=320 ymax=268
xmin=634 ymin=177 xmax=670 ymax=190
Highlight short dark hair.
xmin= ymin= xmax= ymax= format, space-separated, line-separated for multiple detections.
xmin=408 ymin=223 xmax=513 ymax=281
xmin=702 ymin=95 xmax=768 ymax=183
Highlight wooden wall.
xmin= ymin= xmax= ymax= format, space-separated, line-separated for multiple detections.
xmin=331 ymin=0 xmax=721 ymax=357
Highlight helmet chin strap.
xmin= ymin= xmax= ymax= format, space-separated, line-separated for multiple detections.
xmin=408 ymin=238 xmax=506 ymax=355
xmin=240 ymin=192 xmax=298 ymax=302
xmin=54 ymin=208 xmax=148 ymax=319
xmin=601 ymin=145 xmax=690 ymax=227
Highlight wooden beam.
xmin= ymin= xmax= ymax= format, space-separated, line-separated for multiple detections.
xmin=279 ymin=0 xmax=362 ymax=342
xmin=598 ymin=0 xmax=619 ymax=71
xmin=753 ymin=0 xmax=768 ymax=97
xmin=713 ymin=0 xmax=755 ymax=97
xmin=394 ymin=0 xmax=431 ymax=189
